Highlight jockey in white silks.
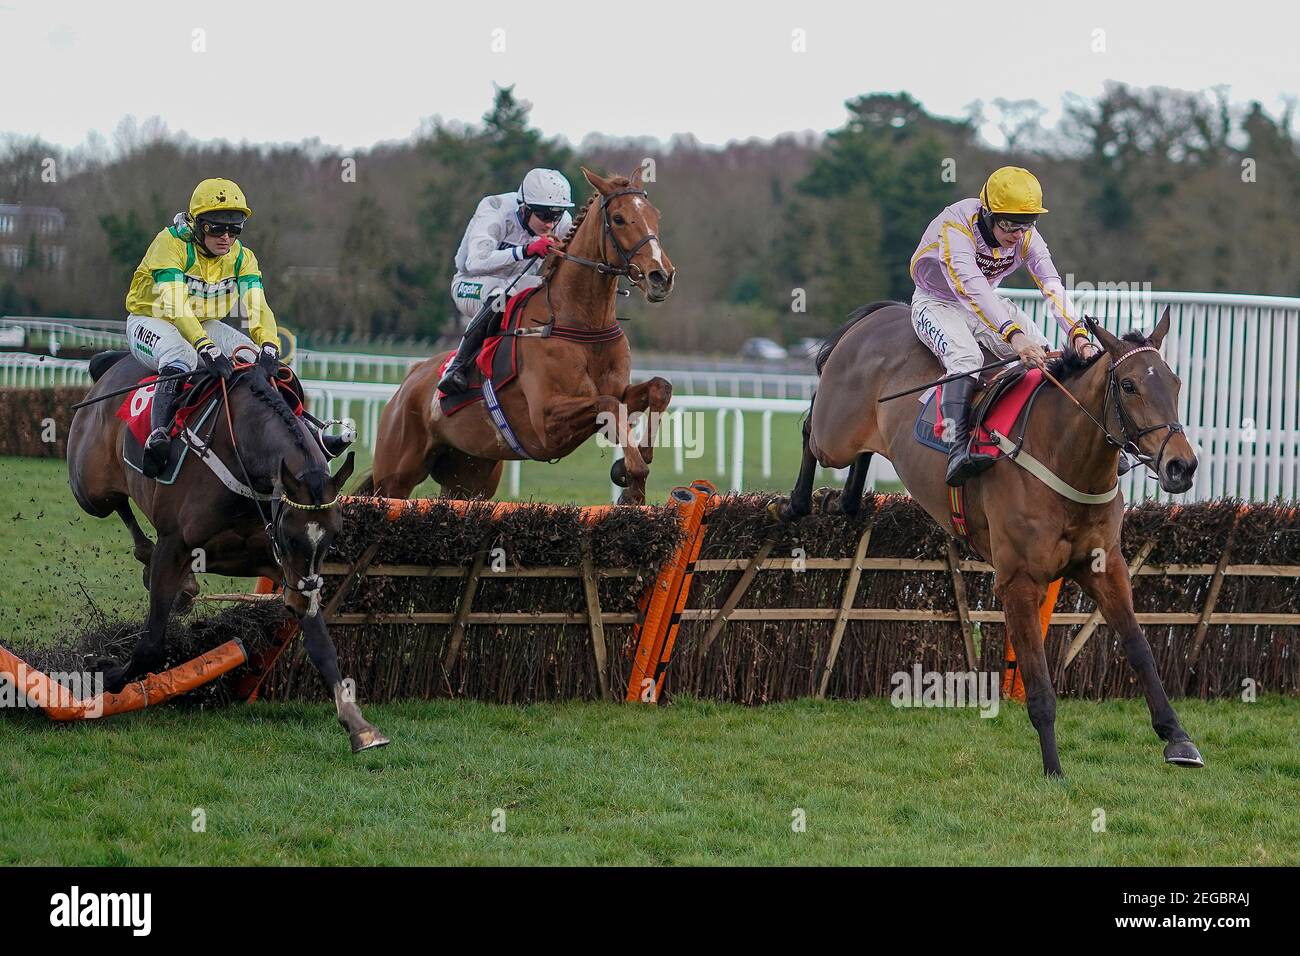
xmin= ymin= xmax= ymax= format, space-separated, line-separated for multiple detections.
xmin=436 ymin=168 xmax=575 ymax=394
xmin=908 ymin=165 xmax=1101 ymax=486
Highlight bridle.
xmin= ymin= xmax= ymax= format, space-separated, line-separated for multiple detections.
xmin=215 ymin=353 xmax=340 ymax=596
xmin=1055 ymin=343 xmax=1185 ymax=479
xmin=1101 ymin=346 xmax=1186 ymax=477
xmin=549 ymin=188 xmax=659 ymax=283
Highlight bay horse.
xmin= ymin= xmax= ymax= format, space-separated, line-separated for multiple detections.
xmin=361 ymin=166 xmax=674 ymax=505
xmin=775 ymin=302 xmax=1203 ymax=775
xmin=67 ymin=351 xmax=388 ymax=753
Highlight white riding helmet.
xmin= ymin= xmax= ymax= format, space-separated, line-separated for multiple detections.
xmin=518 ymin=168 xmax=574 ymax=209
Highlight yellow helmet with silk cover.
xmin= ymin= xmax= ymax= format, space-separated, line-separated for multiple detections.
xmin=980 ymin=167 xmax=1048 ymax=216
xmin=188 ymin=178 xmax=252 ymax=222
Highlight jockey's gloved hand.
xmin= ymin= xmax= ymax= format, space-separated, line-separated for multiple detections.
xmin=196 ymin=339 xmax=234 ymax=381
xmin=258 ymin=342 xmax=280 ymax=376
xmin=523 ymin=235 xmax=558 ymax=258
xmin=1073 ymin=336 xmax=1100 ymax=361
xmin=1009 ymin=332 xmax=1047 ymax=370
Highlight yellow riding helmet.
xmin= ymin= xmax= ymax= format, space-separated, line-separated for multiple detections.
xmin=980 ymin=166 xmax=1048 ymax=215
xmin=188 ymin=178 xmax=253 ymax=221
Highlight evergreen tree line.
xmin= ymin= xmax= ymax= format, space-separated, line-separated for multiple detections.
xmin=1 ymin=84 xmax=1296 ymax=353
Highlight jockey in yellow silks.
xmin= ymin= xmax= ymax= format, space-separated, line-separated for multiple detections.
xmin=908 ymin=166 xmax=1100 ymax=486
xmin=125 ymin=178 xmax=346 ymax=475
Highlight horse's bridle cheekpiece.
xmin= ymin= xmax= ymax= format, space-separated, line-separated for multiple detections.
xmin=1103 ymin=344 xmax=1185 ymax=478
xmin=551 ymin=188 xmax=657 ymax=282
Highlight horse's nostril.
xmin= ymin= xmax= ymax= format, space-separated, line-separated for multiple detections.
xmin=649 ymin=270 xmax=667 ymax=285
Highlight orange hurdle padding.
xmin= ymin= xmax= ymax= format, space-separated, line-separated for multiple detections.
xmin=340 ymin=495 xmax=656 ymax=524
xmin=625 ymin=481 xmax=718 ymax=702
xmin=0 ymin=640 xmax=246 ymax=720
xmin=1001 ymin=578 xmax=1062 ymax=703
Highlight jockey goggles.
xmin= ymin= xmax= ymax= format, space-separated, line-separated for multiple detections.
xmin=528 ymin=205 xmax=566 ymax=224
xmin=992 ymin=216 xmax=1037 ymax=234
xmin=199 ymin=218 xmax=244 ymax=237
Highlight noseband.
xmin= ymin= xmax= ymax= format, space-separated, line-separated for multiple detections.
xmin=267 ymin=490 xmax=339 ymax=596
xmin=1100 ymin=344 xmax=1185 ymax=478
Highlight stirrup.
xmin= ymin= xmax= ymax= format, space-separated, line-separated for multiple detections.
xmin=946 ymin=443 xmax=996 ymax=487
xmin=309 ymin=419 xmax=355 ymax=460
xmin=437 ymin=363 xmax=470 ymax=394
xmin=142 ymin=427 xmax=172 ymax=478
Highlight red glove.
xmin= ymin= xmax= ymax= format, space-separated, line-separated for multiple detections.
xmin=524 ymin=235 xmax=558 ymax=258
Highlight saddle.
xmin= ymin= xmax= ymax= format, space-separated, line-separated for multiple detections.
xmin=113 ymin=363 xmax=307 ymax=484
xmin=436 ymin=286 xmax=535 ymax=417
xmin=117 ymin=374 xmax=225 ymax=483
xmin=914 ymin=364 xmax=1048 ymax=464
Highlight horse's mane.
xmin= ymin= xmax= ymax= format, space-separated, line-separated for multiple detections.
xmin=243 ymin=373 xmax=327 ymax=501
xmin=816 ymin=300 xmax=907 ymax=373
xmin=1045 ymin=329 xmax=1148 ymax=381
xmin=541 ymin=175 xmax=632 ymax=282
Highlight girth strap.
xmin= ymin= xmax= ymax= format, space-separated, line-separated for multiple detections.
xmin=504 ymin=321 xmax=625 ymax=345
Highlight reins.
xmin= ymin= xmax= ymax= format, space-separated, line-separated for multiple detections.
xmin=214 ymin=349 xmax=340 ymax=595
xmin=535 ymin=186 xmax=657 ymax=333
xmin=1040 ymin=343 xmax=1183 ymax=477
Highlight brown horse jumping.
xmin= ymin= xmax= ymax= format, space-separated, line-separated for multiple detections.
xmin=67 ymin=352 xmax=388 ymax=752
xmin=362 ymin=166 xmax=675 ymax=505
xmin=776 ymin=301 xmax=1203 ymax=775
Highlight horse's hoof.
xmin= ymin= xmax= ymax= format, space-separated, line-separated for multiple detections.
xmin=767 ymin=499 xmax=789 ymax=522
xmin=351 ymin=728 xmax=391 ymax=753
xmin=173 ymin=591 xmax=195 ymax=614
xmin=1164 ymin=739 xmax=1204 ymax=767
xmin=811 ymin=486 xmax=838 ymax=514
xmin=617 ymin=489 xmax=645 ymax=506
xmin=610 ymin=458 xmax=629 ymax=488
xmin=100 ymin=664 xmax=129 ymax=695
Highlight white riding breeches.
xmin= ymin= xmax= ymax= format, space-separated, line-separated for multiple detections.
xmin=126 ymin=315 xmax=257 ymax=372
xmin=910 ymin=290 xmax=1048 ymax=376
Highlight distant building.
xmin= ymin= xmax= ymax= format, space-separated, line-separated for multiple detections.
xmin=0 ymin=203 xmax=67 ymax=271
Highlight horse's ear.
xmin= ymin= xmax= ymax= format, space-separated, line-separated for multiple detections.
xmin=629 ymin=164 xmax=645 ymax=189
xmin=1149 ymin=305 xmax=1172 ymax=347
xmin=331 ymin=452 xmax=355 ymax=491
xmin=278 ymin=457 xmax=295 ymax=492
xmin=581 ymin=165 xmax=613 ymax=196
xmin=1085 ymin=315 xmax=1122 ymax=355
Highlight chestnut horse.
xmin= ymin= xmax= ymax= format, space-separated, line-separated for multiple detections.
xmin=775 ymin=302 xmax=1204 ymax=775
xmin=67 ymin=352 xmax=388 ymax=752
xmin=361 ymin=166 xmax=675 ymax=505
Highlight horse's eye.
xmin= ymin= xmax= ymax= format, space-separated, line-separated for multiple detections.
xmin=613 ymin=215 xmax=626 ymax=226
xmin=1121 ymin=379 xmax=1137 ymax=394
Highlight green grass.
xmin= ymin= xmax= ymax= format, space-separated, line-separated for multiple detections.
xmin=1 ymin=697 xmax=1295 ymax=865
xmin=4 ymin=453 xmax=1295 ymax=866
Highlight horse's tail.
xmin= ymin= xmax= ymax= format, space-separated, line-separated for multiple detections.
xmin=815 ymin=300 xmax=905 ymax=375
xmin=350 ymin=471 xmax=376 ymax=496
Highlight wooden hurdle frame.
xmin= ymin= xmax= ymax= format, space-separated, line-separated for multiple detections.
xmin=228 ymin=494 xmax=1300 ymax=706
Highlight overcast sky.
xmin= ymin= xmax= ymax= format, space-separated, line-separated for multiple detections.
xmin=3 ymin=0 xmax=1295 ymax=151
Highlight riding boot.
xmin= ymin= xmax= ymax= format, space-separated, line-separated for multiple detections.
xmin=142 ymin=364 xmax=189 ymax=478
xmin=437 ymin=298 xmax=499 ymax=395
xmin=941 ymin=374 xmax=993 ymax=487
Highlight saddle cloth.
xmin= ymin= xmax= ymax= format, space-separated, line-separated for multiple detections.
xmin=116 ymin=369 xmax=306 ymax=483
xmin=117 ymin=377 xmax=223 ymax=483
xmin=914 ymin=367 xmax=1045 ymax=460
xmin=436 ymin=285 xmax=535 ymax=417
